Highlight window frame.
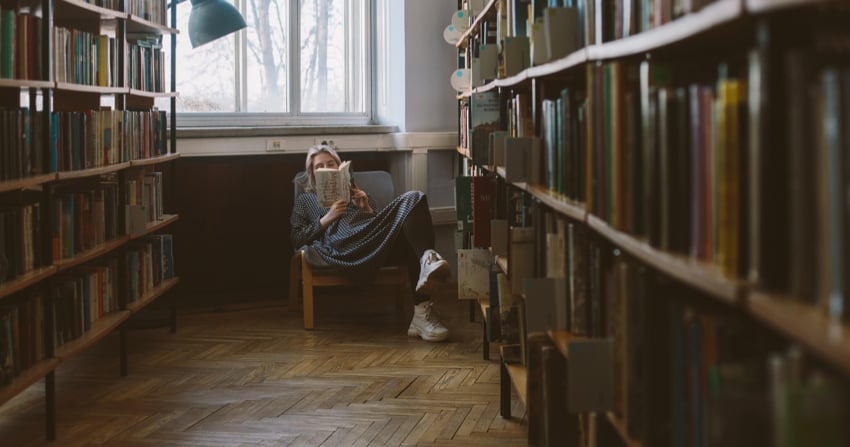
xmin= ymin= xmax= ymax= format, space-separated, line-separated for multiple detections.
xmin=173 ymin=0 xmax=374 ymax=128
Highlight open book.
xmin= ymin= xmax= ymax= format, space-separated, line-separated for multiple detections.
xmin=314 ymin=160 xmax=352 ymax=207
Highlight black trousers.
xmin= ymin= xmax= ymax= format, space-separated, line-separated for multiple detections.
xmin=387 ymin=195 xmax=436 ymax=304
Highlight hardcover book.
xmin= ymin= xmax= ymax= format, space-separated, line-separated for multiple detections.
xmin=314 ymin=160 xmax=352 ymax=207
xmin=457 ymin=248 xmax=490 ymax=300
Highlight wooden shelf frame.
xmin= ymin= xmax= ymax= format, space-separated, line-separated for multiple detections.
xmin=505 ymin=363 xmax=528 ymax=406
xmin=0 ymin=358 xmax=61 ymax=406
xmin=0 ymin=79 xmax=55 ymax=89
xmin=746 ymin=0 xmax=846 ymax=13
xmin=466 ymin=0 xmax=744 ymax=96
xmin=130 ymin=152 xmax=181 ymax=167
xmin=128 ymin=89 xmax=180 ymax=99
xmin=55 ymin=162 xmax=131 ymax=181
xmin=1 ymin=276 xmax=180 ymax=407
xmin=54 ymin=83 xmax=127 ymax=94
xmin=126 ymin=15 xmax=179 ymax=34
xmin=586 ymin=0 xmax=743 ymax=61
xmin=0 ymin=267 xmax=58 ymax=301
xmin=455 ymin=0 xmax=498 ymax=49
xmin=0 ymin=173 xmax=56 ymax=193
xmin=56 ymin=0 xmax=128 ymax=21
xmin=748 ymin=291 xmax=850 ymax=376
xmin=606 ymin=412 xmax=643 ymax=447
xmin=3 ymin=215 xmax=178 ymax=301
xmin=587 ymin=215 xmax=742 ymax=303
xmin=547 ymin=330 xmax=588 ymax=359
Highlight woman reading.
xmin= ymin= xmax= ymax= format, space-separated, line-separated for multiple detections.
xmin=290 ymin=143 xmax=452 ymax=342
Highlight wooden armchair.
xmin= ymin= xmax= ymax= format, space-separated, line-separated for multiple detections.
xmin=288 ymin=170 xmax=410 ymax=329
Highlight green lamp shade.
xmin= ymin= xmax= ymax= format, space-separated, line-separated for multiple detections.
xmin=188 ymin=0 xmax=247 ymax=48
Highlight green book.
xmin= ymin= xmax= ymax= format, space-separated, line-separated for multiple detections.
xmin=1 ymin=10 xmax=15 ymax=79
xmin=455 ymin=175 xmax=472 ymax=234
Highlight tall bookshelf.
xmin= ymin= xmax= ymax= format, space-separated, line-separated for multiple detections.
xmin=0 ymin=0 xmax=179 ymax=440
xmin=454 ymin=0 xmax=850 ymax=446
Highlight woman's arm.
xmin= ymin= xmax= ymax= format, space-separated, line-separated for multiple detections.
xmin=290 ymin=195 xmax=325 ymax=249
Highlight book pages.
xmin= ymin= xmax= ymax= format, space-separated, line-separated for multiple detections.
xmin=314 ymin=160 xmax=351 ymax=207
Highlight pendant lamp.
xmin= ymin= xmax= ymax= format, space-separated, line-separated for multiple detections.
xmin=186 ymin=0 xmax=247 ymax=48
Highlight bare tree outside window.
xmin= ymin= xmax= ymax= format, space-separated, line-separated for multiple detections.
xmin=164 ymin=0 xmax=368 ymax=120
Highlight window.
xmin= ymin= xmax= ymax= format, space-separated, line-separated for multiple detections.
xmin=163 ymin=0 xmax=371 ymax=126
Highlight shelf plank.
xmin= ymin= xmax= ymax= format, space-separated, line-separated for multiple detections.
xmin=587 ymin=0 xmax=742 ymax=61
xmin=0 ymin=173 xmax=57 ymax=193
xmin=478 ymin=297 xmax=490 ymax=323
xmin=747 ymin=0 xmax=845 ymax=13
xmin=54 ymin=237 xmax=131 ymax=273
xmin=0 ymin=79 xmax=55 ymax=89
xmin=55 ymin=162 xmax=131 ymax=181
xmin=494 ymin=255 xmax=508 ymax=275
xmin=55 ymin=0 xmax=127 ymax=20
xmin=54 ymin=83 xmax=127 ymax=94
xmin=587 ymin=215 xmax=742 ymax=304
xmin=126 ymin=277 xmax=180 ymax=315
xmin=128 ymin=89 xmax=179 ymax=99
xmin=525 ymin=184 xmax=587 ymax=222
xmin=140 ymin=214 xmax=180 ymax=236
xmin=0 ymin=266 xmax=58 ymax=301
xmin=606 ymin=412 xmax=643 ymax=447
xmin=749 ymin=291 xmax=850 ymax=376
xmin=129 ymin=152 xmax=181 ymax=167
xmin=456 ymin=0 xmax=498 ymax=48
xmin=0 ymin=358 xmax=61 ymax=406
xmin=505 ymin=363 xmax=528 ymax=406
xmin=55 ymin=311 xmax=129 ymax=361
xmin=547 ymin=330 xmax=589 ymax=359
xmin=526 ymin=48 xmax=589 ymax=79
xmin=126 ymin=15 xmax=178 ymax=34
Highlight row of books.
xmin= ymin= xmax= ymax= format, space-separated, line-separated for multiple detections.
xmin=0 ymin=290 xmax=46 ymax=384
xmin=0 ymin=107 xmax=170 ymax=180
xmin=53 ymin=27 xmax=118 ymax=87
xmin=0 ymin=10 xmax=42 ymax=80
xmin=53 ymin=258 xmax=120 ymax=347
xmin=125 ymin=170 xmax=165 ymax=235
xmin=79 ymin=0 xmax=123 ymax=12
xmin=0 ymin=199 xmax=43 ymax=284
xmin=0 ymin=230 xmax=173 ymax=386
xmin=124 ymin=234 xmax=173 ymax=305
xmin=127 ymin=0 xmax=169 ymax=26
xmin=127 ymin=36 xmax=165 ymax=92
xmin=51 ymin=179 xmax=122 ymax=262
xmin=464 ymin=50 xmax=850 ymax=325
xmin=470 ymin=195 xmax=850 ymax=446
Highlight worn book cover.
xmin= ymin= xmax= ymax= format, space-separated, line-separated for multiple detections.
xmin=314 ymin=160 xmax=352 ymax=207
xmin=457 ymin=248 xmax=490 ymax=300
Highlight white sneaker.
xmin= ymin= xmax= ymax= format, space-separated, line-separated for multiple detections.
xmin=415 ymin=249 xmax=451 ymax=295
xmin=407 ymin=300 xmax=449 ymax=342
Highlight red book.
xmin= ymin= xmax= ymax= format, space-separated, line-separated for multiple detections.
xmin=471 ymin=176 xmax=494 ymax=248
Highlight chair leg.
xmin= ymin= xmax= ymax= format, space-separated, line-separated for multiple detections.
xmin=289 ymin=252 xmax=302 ymax=311
xmin=301 ymin=254 xmax=315 ymax=330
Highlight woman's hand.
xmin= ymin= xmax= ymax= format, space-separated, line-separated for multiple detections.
xmin=319 ymin=199 xmax=348 ymax=229
xmin=351 ymin=187 xmax=374 ymax=214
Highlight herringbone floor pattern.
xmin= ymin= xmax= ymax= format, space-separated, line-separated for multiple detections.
xmin=0 ymin=292 xmax=528 ymax=446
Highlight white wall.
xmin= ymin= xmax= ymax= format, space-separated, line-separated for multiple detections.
xmin=377 ymin=0 xmax=459 ymax=133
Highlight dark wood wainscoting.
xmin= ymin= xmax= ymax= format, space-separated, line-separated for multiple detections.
xmin=164 ymin=153 xmax=390 ymax=306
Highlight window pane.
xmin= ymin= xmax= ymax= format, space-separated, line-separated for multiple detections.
xmin=300 ymin=0 xmax=366 ymax=113
xmin=245 ymin=0 xmax=290 ymax=112
xmin=164 ymin=2 xmax=237 ymax=112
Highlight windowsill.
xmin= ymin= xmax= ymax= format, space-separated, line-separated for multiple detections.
xmin=175 ymin=124 xmax=398 ymax=139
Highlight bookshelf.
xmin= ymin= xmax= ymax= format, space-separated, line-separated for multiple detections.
xmin=454 ymin=0 xmax=850 ymax=445
xmin=0 ymin=0 xmax=179 ymax=440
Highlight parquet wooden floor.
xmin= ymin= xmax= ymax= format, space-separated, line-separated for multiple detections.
xmin=0 ymin=292 xmax=529 ymax=446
